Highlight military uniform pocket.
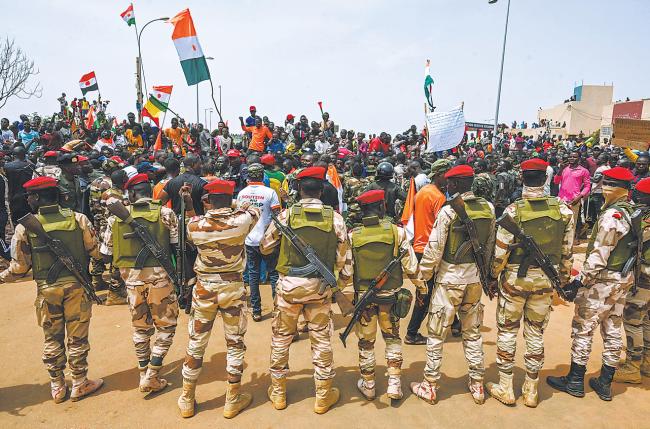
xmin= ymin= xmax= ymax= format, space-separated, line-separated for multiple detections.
xmin=80 ymin=295 xmax=93 ymax=322
xmin=428 ymin=304 xmax=447 ymax=337
xmin=34 ymin=296 xmax=48 ymax=327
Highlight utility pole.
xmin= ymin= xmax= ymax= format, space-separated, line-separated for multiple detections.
xmin=136 ymin=57 xmax=143 ymax=123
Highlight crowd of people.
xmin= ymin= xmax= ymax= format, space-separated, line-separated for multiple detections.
xmin=0 ymin=99 xmax=649 ymax=419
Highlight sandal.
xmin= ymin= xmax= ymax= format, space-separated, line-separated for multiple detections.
xmin=404 ymin=333 xmax=427 ymax=345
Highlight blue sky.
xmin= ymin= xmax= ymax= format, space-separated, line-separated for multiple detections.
xmin=2 ymin=0 xmax=648 ymax=135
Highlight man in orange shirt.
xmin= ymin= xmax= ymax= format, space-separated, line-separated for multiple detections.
xmin=405 ymin=159 xmax=451 ymax=345
xmin=239 ymin=116 xmax=272 ymax=156
xmin=164 ymin=117 xmax=189 ymax=156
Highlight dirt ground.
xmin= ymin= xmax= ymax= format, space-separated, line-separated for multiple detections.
xmin=1 ymin=250 xmax=649 ymax=429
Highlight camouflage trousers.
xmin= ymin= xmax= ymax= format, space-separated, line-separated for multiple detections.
xmin=270 ymin=276 xmax=334 ymax=381
xmin=424 ymin=282 xmax=484 ymax=382
xmin=571 ymin=279 xmax=632 ymax=367
xmin=125 ymin=277 xmax=179 ymax=362
xmin=182 ymin=279 xmax=248 ymax=382
xmin=35 ymin=282 xmax=93 ymax=381
xmin=89 ymin=257 xmax=105 ymax=276
xmin=495 ymin=269 xmax=553 ymax=374
xmin=355 ymin=294 xmax=402 ymax=375
xmin=622 ymin=280 xmax=650 ymax=360
xmin=110 ymin=263 xmax=126 ymax=291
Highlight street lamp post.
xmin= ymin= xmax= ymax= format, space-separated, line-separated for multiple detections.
xmin=204 ymin=108 xmax=213 ymax=128
xmin=197 ymin=57 xmax=214 ymax=124
xmin=136 ymin=17 xmax=169 ymax=123
xmin=209 ymin=109 xmax=213 ymax=131
xmin=219 ymin=85 xmax=222 ymax=119
xmin=489 ymin=0 xmax=511 ymax=146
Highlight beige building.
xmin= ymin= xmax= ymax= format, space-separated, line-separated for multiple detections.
xmin=600 ymin=98 xmax=650 ymax=140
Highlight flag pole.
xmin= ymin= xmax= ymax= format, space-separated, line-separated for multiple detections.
xmin=208 ymin=77 xmax=223 ymax=122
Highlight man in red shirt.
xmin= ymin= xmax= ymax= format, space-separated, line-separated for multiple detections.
xmin=404 ymin=159 xmax=452 ymax=345
xmin=369 ymin=132 xmax=390 ymax=153
xmin=240 ymin=116 xmax=272 ymax=156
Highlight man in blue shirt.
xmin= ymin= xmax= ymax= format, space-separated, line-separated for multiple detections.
xmin=18 ymin=122 xmax=40 ymax=151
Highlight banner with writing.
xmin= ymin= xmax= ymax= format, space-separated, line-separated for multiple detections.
xmin=425 ymin=105 xmax=466 ymax=152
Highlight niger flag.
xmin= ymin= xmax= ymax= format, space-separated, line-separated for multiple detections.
xmin=400 ymin=177 xmax=416 ymax=240
xmin=166 ymin=9 xmax=210 ymax=86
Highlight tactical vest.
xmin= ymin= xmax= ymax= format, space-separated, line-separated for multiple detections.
xmin=27 ymin=205 xmax=88 ymax=284
xmin=507 ymin=197 xmax=564 ymax=266
xmin=112 ymin=200 xmax=171 ymax=268
xmin=352 ymin=217 xmax=402 ymax=292
xmin=276 ymin=204 xmax=338 ymax=276
xmin=643 ymin=212 xmax=650 ymax=263
xmin=442 ymin=197 xmax=493 ymax=264
xmin=586 ymin=202 xmax=635 ymax=272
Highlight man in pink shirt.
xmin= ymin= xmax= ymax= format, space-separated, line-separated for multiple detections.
xmin=554 ymin=151 xmax=591 ymax=242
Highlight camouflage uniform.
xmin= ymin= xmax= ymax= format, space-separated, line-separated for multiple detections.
xmin=88 ymin=175 xmax=112 ymax=286
xmin=343 ymin=176 xmax=368 ymax=230
xmin=101 ymin=198 xmax=179 ymax=370
xmin=471 ymin=172 xmax=496 ymax=203
xmin=100 ymin=186 xmax=127 ymax=293
xmin=34 ymin=165 xmax=62 ymax=179
xmin=0 ymin=207 xmax=101 ymax=383
xmin=491 ymin=188 xmax=574 ymax=374
xmin=260 ymin=198 xmax=348 ymax=382
xmin=414 ymin=191 xmax=495 ymax=404
xmin=181 ymin=201 xmax=260 ymax=383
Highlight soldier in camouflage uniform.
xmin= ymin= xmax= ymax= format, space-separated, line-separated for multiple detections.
xmin=338 ymin=189 xmax=425 ymax=401
xmin=486 ymin=159 xmax=574 ymax=407
xmin=471 ymin=159 xmax=496 ymax=203
xmin=614 ymin=177 xmax=650 ymax=384
xmin=343 ymin=164 xmax=369 ymax=230
xmin=261 ymin=167 xmax=349 ymax=414
xmin=547 ymin=167 xmax=637 ymax=402
xmin=364 ymin=162 xmax=408 ymax=223
xmin=494 ymin=160 xmax=517 ymax=219
xmin=411 ymin=165 xmax=495 ymax=405
xmin=0 ymin=177 xmax=103 ymax=403
xmin=101 ymin=173 xmax=179 ymax=395
xmin=34 ymin=151 xmax=62 ymax=178
xmin=178 ymin=180 xmax=261 ymax=419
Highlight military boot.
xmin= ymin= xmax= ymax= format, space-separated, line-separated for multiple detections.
xmin=70 ymin=376 xmax=103 ymax=402
xmin=140 ymin=364 xmax=168 ymax=393
xmin=486 ymin=372 xmax=515 ymax=405
xmin=223 ymin=381 xmax=252 ymax=418
xmin=314 ymin=378 xmax=339 ymax=414
xmin=105 ymin=285 xmax=127 ymax=306
xmin=357 ymin=373 xmax=376 ymax=401
xmin=92 ymin=275 xmax=109 ymax=291
xmin=410 ymin=378 xmax=437 ymax=405
xmin=387 ymin=368 xmax=403 ymax=400
xmin=138 ymin=364 xmax=148 ymax=387
xmin=546 ymin=361 xmax=586 ymax=397
xmin=589 ymin=364 xmax=616 ymax=401
xmin=51 ymin=379 xmax=68 ymax=403
xmin=178 ymin=378 xmax=196 ymax=418
xmin=521 ymin=374 xmax=539 ymax=408
xmin=641 ymin=349 xmax=650 ymax=377
xmin=468 ymin=378 xmax=485 ymax=405
xmin=613 ymin=358 xmax=642 ymax=384
xmin=268 ymin=377 xmax=287 ymax=410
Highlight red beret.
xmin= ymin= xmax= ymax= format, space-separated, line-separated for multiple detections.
xmin=261 ymin=154 xmax=275 ymax=165
xmin=44 ymin=151 xmax=58 ymax=157
xmin=444 ymin=165 xmax=474 ymax=178
xmin=78 ymin=156 xmax=89 ymax=162
xmin=124 ymin=173 xmax=150 ymax=189
xmin=110 ymin=156 xmax=126 ymax=163
xmin=227 ymin=149 xmax=240 ymax=158
xmin=24 ymin=177 xmax=57 ymax=191
xmin=204 ymin=179 xmax=235 ymax=195
xmin=249 ymin=105 xmax=256 ymax=111
xmin=297 ymin=166 xmax=327 ymax=180
xmin=603 ymin=167 xmax=635 ymax=182
xmin=521 ymin=159 xmax=548 ymax=170
xmin=356 ymin=189 xmax=385 ymax=205
xmin=636 ymin=177 xmax=650 ymax=194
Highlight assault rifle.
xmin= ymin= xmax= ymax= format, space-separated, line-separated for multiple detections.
xmin=339 ymin=246 xmax=410 ymax=348
xmin=496 ymin=212 xmax=568 ymax=301
xmin=622 ymin=207 xmax=650 ymax=296
xmin=107 ymin=201 xmax=181 ymax=293
xmin=19 ymin=213 xmax=103 ymax=305
xmin=178 ymin=186 xmax=188 ymax=311
xmin=447 ymin=193 xmax=493 ymax=299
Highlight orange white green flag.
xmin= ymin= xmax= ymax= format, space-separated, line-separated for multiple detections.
xmin=120 ymin=4 xmax=135 ymax=26
xmin=400 ymin=177 xmax=416 ymax=240
xmin=166 ymin=9 xmax=210 ymax=86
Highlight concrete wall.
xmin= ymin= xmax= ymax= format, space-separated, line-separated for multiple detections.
xmin=538 ymin=85 xmax=613 ymax=136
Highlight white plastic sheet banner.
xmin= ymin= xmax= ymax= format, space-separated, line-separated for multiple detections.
xmin=425 ymin=105 xmax=466 ymax=152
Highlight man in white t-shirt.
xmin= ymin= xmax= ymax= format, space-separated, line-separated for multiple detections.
xmin=237 ymin=163 xmax=281 ymax=321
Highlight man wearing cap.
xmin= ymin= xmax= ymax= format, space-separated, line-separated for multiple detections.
xmin=547 ymin=167 xmax=638 ymax=402
xmin=411 ymin=164 xmax=496 ymax=405
xmin=177 ymin=179 xmax=261 ymax=419
xmin=614 ymin=176 xmax=650 ymax=384
xmin=0 ymin=176 xmax=104 ymax=402
xmin=35 ymin=151 xmax=62 ymax=179
xmin=245 ymin=106 xmax=260 ymax=129
xmin=223 ymin=149 xmax=249 ymax=198
xmin=262 ymin=154 xmax=285 ymax=199
xmin=260 ymin=166 xmax=348 ymax=414
xmin=237 ymin=163 xmax=281 ymax=321
xmin=57 ymin=154 xmax=82 ymax=213
xmin=285 ymin=115 xmax=295 ymax=144
xmin=240 ymin=116 xmax=272 ymax=156
xmin=101 ymin=173 xmax=180 ymax=395
xmin=338 ymin=189 xmax=425 ymax=401
xmin=486 ymin=159 xmax=574 ymax=407
xmin=405 ymin=158 xmax=451 ymax=345
xmin=137 ymin=162 xmax=159 ymax=182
